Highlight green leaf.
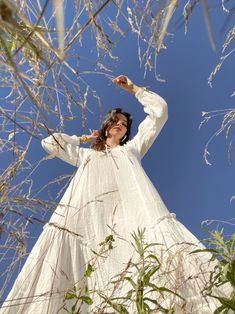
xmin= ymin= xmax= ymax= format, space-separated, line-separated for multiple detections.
xmin=91 ymin=249 xmax=99 ymax=256
xmin=214 ymin=304 xmax=227 ymax=314
xmin=64 ymin=292 xmax=77 ymax=300
xmin=157 ymin=287 xmax=184 ymax=300
xmin=71 ymin=304 xmax=76 ymax=312
xmin=220 ymin=259 xmax=229 ymax=266
xmin=124 ymin=277 xmax=136 ymax=289
xmin=10 ymin=40 xmax=17 ymax=52
xmin=98 ymin=294 xmax=129 ymax=314
xmin=147 ymin=282 xmax=162 ymax=291
xmin=227 ymin=259 xmax=235 ymax=286
xmin=214 ymin=297 xmax=235 ymax=310
xmin=143 ymin=265 xmax=161 ymax=285
xmin=143 ymin=302 xmax=151 ymax=311
xmin=212 ymin=230 xmax=224 ymax=244
xmin=189 ymin=248 xmax=219 ymax=255
xmin=99 ymin=234 xmax=115 ymax=249
xmin=144 ymin=243 xmax=161 ymax=250
xmin=85 ymin=263 xmax=94 ymax=277
xmin=145 ymin=253 xmax=161 ymax=264
xmin=112 ymin=304 xmax=129 ymax=314
xmin=143 ymin=297 xmax=167 ymax=311
xmin=79 ymin=295 xmax=93 ymax=305
xmin=131 ymin=228 xmax=146 ymax=258
xmin=126 ymin=290 xmax=134 ymax=300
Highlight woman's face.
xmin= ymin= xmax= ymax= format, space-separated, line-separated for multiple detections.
xmin=107 ymin=113 xmax=128 ymax=140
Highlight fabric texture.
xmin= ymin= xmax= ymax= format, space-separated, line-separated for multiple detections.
xmin=0 ymin=89 xmax=231 ymax=313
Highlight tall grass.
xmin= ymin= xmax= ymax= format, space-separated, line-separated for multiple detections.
xmin=191 ymin=227 xmax=235 ymax=313
xmin=63 ymin=228 xmax=234 ymax=313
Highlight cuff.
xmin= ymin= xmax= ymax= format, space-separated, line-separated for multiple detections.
xmin=135 ymin=87 xmax=146 ymax=99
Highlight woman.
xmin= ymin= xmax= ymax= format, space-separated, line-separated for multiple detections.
xmin=0 ymin=76 xmax=230 ymax=313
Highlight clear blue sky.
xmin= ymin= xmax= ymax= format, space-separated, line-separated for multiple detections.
xmin=53 ymin=3 xmax=234 ymax=240
xmin=1 ymin=1 xmax=234 ymax=301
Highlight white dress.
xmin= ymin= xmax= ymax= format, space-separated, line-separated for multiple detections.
xmin=0 ymin=89 xmax=231 ymax=313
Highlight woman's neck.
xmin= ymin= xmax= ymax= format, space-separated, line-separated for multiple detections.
xmin=106 ymin=137 xmax=120 ymax=148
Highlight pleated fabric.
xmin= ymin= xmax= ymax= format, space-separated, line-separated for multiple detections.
xmin=0 ymin=89 xmax=231 ymax=313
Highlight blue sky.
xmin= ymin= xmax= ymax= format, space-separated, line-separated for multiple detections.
xmin=1 ymin=1 xmax=235 ymax=300
xmin=61 ymin=3 xmax=234 ymax=240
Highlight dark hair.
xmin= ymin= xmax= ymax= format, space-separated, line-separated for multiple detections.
xmin=91 ymin=108 xmax=133 ymax=151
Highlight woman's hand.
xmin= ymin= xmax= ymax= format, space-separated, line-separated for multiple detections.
xmin=80 ymin=130 xmax=100 ymax=143
xmin=112 ymin=75 xmax=141 ymax=95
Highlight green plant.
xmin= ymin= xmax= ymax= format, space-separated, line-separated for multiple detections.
xmin=63 ymin=229 xmax=184 ymax=314
xmin=190 ymin=229 xmax=235 ymax=314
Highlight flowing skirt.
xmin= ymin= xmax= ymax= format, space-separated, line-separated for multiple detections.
xmin=0 ymin=153 xmax=232 ymax=313
xmin=0 ymin=205 xmax=231 ymax=313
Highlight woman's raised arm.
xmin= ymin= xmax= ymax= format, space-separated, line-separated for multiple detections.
xmin=132 ymin=88 xmax=168 ymax=157
xmin=112 ymin=75 xmax=168 ymax=158
xmin=41 ymin=133 xmax=89 ymax=167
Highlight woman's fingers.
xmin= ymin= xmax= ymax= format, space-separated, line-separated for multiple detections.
xmin=113 ymin=75 xmax=129 ymax=85
xmin=117 ymin=75 xmax=127 ymax=84
xmin=112 ymin=75 xmax=134 ymax=93
xmin=91 ymin=130 xmax=100 ymax=137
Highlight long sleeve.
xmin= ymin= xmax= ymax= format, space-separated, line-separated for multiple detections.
xmin=130 ymin=88 xmax=168 ymax=158
xmin=41 ymin=133 xmax=88 ymax=167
